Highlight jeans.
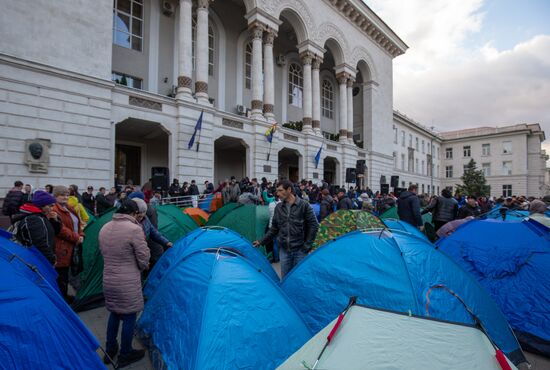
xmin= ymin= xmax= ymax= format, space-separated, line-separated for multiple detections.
xmin=106 ymin=312 xmax=137 ymax=355
xmin=279 ymin=247 xmax=308 ymax=278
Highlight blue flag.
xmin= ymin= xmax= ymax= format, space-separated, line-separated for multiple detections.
xmin=314 ymin=144 xmax=322 ymax=169
xmin=188 ymin=111 xmax=203 ymax=150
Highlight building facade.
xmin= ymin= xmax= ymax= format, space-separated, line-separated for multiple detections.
xmin=0 ymin=0 xmax=408 ymax=194
xmin=0 ymin=0 xmax=548 ymax=197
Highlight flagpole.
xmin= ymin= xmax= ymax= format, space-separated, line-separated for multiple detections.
xmin=196 ymin=110 xmax=203 ymax=152
xmin=267 ymin=140 xmax=273 ymax=161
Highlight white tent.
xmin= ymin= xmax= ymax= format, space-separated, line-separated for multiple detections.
xmin=277 ymin=305 xmax=517 ymax=370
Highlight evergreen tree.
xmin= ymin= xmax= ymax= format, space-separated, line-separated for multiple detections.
xmin=455 ymin=159 xmax=490 ymax=197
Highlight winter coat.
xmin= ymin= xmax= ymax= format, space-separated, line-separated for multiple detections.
xmin=168 ymin=184 xmax=181 ymax=197
xmin=397 ymin=191 xmax=423 ymax=227
xmin=424 ymin=195 xmax=458 ymax=222
xmin=99 ymin=213 xmax=150 ymax=314
xmin=222 ymin=184 xmax=241 ymax=204
xmin=13 ymin=204 xmax=59 ymax=264
xmin=2 ymin=188 xmax=24 ymax=217
xmin=457 ymin=204 xmax=481 ymax=219
xmin=141 ymin=216 xmax=170 ymax=248
xmin=52 ymin=203 xmax=83 ymax=267
xmin=260 ymin=197 xmax=319 ymax=252
xmin=67 ymin=196 xmax=90 ymax=224
xmin=337 ymin=196 xmax=353 ymax=211
xmin=320 ymin=195 xmax=334 ymax=220
xmin=238 ymin=192 xmax=259 ymax=205
xmin=81 ymin=192 xmax=95 ymax=214
xmin=188 ymin=184 xmax=200 ymax=196
xmin=95 ymin=193 xmax=112 ymax=215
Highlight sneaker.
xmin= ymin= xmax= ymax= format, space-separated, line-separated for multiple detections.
xmin=117 ymin=349 xmax=146 ymax=368
xmin=103 ymin=343 xmax=118 ymax=364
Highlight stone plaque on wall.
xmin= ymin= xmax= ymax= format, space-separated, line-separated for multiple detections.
xmin=222 ymin=118 xmax=244 ymax=129
xmin=24 ymin=138 xmax=51 ymax=173
xmin=263 ymin=165 xmax=272 ymax=173
xmin=313 ymin=172 xmax=319 ymax=179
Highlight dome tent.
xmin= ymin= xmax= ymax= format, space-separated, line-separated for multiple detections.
xmin=383 ymin=218 xmax=429 ymax=241
xmin=206 ymin=204 xmax=270 ymax=243
xmin=278 ymin=303 xmax=517 ymax=370
xmin=73 ymin=205 xmax=198 ymax=311
xmin=0 ymin=233 xmax=105 ymax=369
xmin=138 ymin=247 xmax=311 ymax=369
xmin=281 ymin=230 xmax=526 ymax=365
xmin=436 ymin=218 xmax=550 ymax=356
xmin=145 ymin=227 xmax=279 ymax=298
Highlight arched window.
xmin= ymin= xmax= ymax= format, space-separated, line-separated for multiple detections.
xmin=321 ymin=79 xmax=334 ymax=119
xmin=244 ymin=42 xmax=252 ymax=89
xmin=192 ymin=17 xmax=214 ymax=76
xmin=288 ymin=63 xmax=303 ymax=108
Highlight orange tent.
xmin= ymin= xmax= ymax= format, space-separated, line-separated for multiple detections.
xmin=210 ymin=193 xmax=223 ymax=212
xmin=183 ymin=207 xmax=210 ymax=226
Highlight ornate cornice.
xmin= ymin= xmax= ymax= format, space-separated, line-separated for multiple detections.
xmin=325 ymin=0 xmax=408 ymax=58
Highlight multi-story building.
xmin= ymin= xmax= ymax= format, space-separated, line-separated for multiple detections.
xmin=0 ymin=0 xmax=408 ymax=194
xmin=439 ymin=124 xmax=548 ymax=197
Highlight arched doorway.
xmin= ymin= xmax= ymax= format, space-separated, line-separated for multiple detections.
xmin=214 ymin=136 xmax=248 ymax=185
xmin=323 ymin=156 xmax=340 ymax=186
xmin=115 ymin=119 xmax=170 ymax=187
xmin=278 ymin=148 xmax=301 ymax=182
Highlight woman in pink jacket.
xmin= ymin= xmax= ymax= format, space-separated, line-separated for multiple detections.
xmin=99 ymin=200 xmax=150 ymax=367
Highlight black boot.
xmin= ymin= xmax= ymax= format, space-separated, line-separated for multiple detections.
xmin=117 ymin=349 xmax=146 ymax=368
xmin=103 ymin=343 xmax=118 ymax=364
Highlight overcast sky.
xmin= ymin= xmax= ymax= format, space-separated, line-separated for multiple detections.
xmin=367 ymin=0 xmax=550 ymax=153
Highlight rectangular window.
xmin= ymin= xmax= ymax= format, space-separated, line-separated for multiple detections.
xmin=437 ymin=147 xmax=439 ymax=158
xmin=503 ymin=141 xmax=512 ymax=154
xmin=482 ymin=143 xmax=490 ymax=156
xmin=445 ymin=165 xmax=453 ymax=178
xmin=113 ymin=0 xmax=143 ymax=51
xmin=415 ymin=158 xmax=419 ymax=173
xmin=422 ymin=140 xmax=425 ymax=153
xmin=482 ymin=163 xmax=491 ymax=177
xmin=463 ymin=164 xmax=468 ymax=174
xmin=463 ymin=145 xmax=471 ymax=157
xmin=401 ymin=154 xmax=405 ymax=170
xmin=502 ymin=161 xmax=512 ymax=175
xmin=422 ymin=184 xmax=425 ymax=193
xmin=427 ymin=155 xmax=433 ymax=177
xmin=502 ymin=185 xmax=513 ymax=197
xmin=445 ymin=148 xmax=453 ymax=159
xmin=112 ymin=71 xmax=142 ymax=89
xmin=401 ymin=131 xmax=405 ymax=147
xmin=415 ymin=137 xmax=419 ymax=151
xmin=393 ymin=126 xmax=398 ymax=144
xmin=421 ymin=160 xmax=425 ymax=175
xmin=409 ymin=134 xmax=413 ymax=147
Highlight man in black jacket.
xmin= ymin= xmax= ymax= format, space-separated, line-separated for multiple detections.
xmin=81 ymin=186 xmax=96 ymax=215
xmin=397 ymin=184 xmax=423 ymax=229
xmin=254 ymin=180 xmax=319 ymax=278
xmin=457 ymin=196 xmax=481 ymax=219
xmin=336 ymin=189 xmax=353 ymax=210
xmin=96 ymin=187 xmax=112 ymax=215
xmin=2 ymin=180 xmax=25 ymax=224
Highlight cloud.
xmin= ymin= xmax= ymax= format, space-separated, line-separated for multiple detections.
xmin=367 ymin=0 xmax=550 ymax=155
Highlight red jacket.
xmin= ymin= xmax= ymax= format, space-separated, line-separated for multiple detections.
xmin=52 ymin=203 xmax=84 ymax=267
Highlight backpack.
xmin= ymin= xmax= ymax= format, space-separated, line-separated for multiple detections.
xmin=6 ymin=220 xmax=24 ymax=246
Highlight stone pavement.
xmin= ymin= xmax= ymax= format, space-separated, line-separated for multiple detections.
xmin=77 ymin=260 xmax=550 ymax=370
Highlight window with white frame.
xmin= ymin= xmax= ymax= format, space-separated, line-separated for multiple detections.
xmin=422 ymin=184 xmax=425 ymax=193
xmin=463 ymin=164 xmax=469 ymax=175
xmin=401 ymin=154 xmax=405 ymax=170
xmin=192 ymin=17 xmax=215 ymax=76
xmin=502 ymin=141 xmax=512 ymax=154
xmin=415 ymin=137 xmax=419 ymax=151
xmin=113 ymin=0 xmax=143 ymax=51
xmin=288 ymin=63 xmax=303 ymax=107
xmin=482 ymin=163 xmax=491 ymax=177
xmin=463 ymin=145 xmax=471 ymax=157
xmin=321 ymin=79 xmax=334 ymax=119
xmin=482 ymin=143 xmax=491 ymax=156
xmin=393 ymin=151 xmax=397 ymax=168
xmin=422 ymin=140 xmax=425 ymax=153
xmin=409 ymin=134 xmax=413 ymax=147
xmin=445 ymin=165 xmax=453 ymax=178
xmin=401 ymin=131 xmax=405 ymax=147
xmin=437 ymin=147 xmax=440 ymax=158
xmin=502 ymin=161 xmax=512 ymax=175
xmin=112 ymin=71 xmax=142 ymax=89
xmin=421 ymin=160 xmax=425 ymax=175
xmin=415 ymin=158 xmax=419 ymax=173
xmin=393 ymin=126 xmax=398 ymax=144
xmin=445 ymin=147 xmax=453 ymax=159
xmin=502 ymin=184 xmax=512 ymax=197
xmin=244 ymin=42 xmax=252 ymax=89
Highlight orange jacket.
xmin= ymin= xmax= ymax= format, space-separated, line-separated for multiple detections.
xmin=52 ymin=203 xmax=84 ymax=268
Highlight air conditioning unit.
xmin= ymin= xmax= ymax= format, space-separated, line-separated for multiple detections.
xmin=162 ymin=1 xmax=174 ymax=16
xmin=236 ymin=105 xmax=246 ymax=115
xmin=276 ymin=55 xmax=287 ymax=66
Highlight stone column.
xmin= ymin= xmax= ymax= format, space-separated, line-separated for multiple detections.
xmin=301 ymin=52 xmax=313 ymax=134
xmin=337 ymin=73 xmax=348 ymax=143
xmin=347 ymin=78 xmax=355 ymax=144
xmin=195 ymin=0 xmax=209 ymax=102
xmin=312 ymin=57 xmax=322 ymax=135
xmin=263 ymin=29 xmax=276 ymax=122
xmin=250 ymin=23 xmax=264 ymax=119
xmin=177 ymin=0 xmax=193 ymax=99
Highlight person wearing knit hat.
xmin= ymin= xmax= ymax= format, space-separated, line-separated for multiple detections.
xmin=132 ymin=197 xmax=172 ymax=272
xmin=128 ymin=191 xmax=145 ymax=200
xmin=11 ymin=190 xmax=60 ymax=265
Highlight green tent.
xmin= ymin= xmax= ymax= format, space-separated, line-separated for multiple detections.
xmin=73 ymin=204 xmax=198 ymax=312
xmin=313 ymin=210 xmax=385 ymax=249
xmin=380 ymin=206 xmax=433 ymax=225
xmin=206 ymin=204 xmax=270 ymax=243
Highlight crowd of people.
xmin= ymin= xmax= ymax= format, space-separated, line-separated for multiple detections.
xmin=3 ymin=176 xmax=550 ymax=367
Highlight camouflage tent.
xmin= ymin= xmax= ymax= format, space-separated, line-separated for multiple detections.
xmin=313 ymin=210 xmax=385 ymax=249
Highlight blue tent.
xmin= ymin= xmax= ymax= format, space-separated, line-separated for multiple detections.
xmin=383 ymin=219 xmax=428 ymax=241
xmin=138 ymin=248 xmax=311 ymax=369
xmin=281 ymin=230 xmax=525 ymax=365
xmin=436 ymin=219 xmax=550 ymax=356
xmin=482 ymin=207 xmax=529 ymax=221
xmin=145 ymin=227 xmax=279 ymax=298
xmin=0 ymin=233 xmax=105 ymax=369
xmin=310 ymin=203 xmax=320 ymax=220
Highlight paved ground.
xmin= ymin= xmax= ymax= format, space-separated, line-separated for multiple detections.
xmin=78 ymin=260 xmax=550 ymax=370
